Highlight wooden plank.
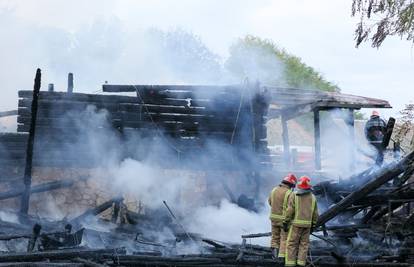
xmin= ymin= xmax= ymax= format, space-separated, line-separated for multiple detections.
xmin=19 ymin=90 xmax=138 ymax=103
xmin=19 ymin=90 xmax=237 ymax=109
xmin=348 ymin=109 xmax=355 ymax=170
xmin=21 ymin=68 xmax=41 ymax=214
xmin=0 ymin=110 xmax=18 ymax=117
xmin=102 ymin=84 xmax=241 ymax=94
xmin=18 ymin=99 xmax=120 ymax=111
xmin=17 ymin=124 xmax=113 ymax=133
xmin=0 ymin=178 xmax=78 ymax=200
xmin=0 ymin=149 xmax=26 ymax=159
xmin=0 ymin=133 xmax=29 ymax=142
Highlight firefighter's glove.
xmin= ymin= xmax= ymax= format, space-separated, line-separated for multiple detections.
xmin=283 ymin=222 xmax=289 ymax=232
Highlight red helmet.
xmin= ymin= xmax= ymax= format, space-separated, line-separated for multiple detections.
xmin=297 ymin=176 xmax=312 ymax=190
xmin=371 ymin=110 xmax=379 ymax=117
xmin=282 ymin=173 xmax=297 ymax=186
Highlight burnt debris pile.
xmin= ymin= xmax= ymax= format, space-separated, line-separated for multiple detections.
xmin=241 ymin=151 xmax=414 ymax=266
xmin=1 ymin=70 xmax=413 ymax=266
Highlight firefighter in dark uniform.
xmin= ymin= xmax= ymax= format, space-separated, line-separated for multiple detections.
xmin=364 ymin=110 xmax=387 ymax=165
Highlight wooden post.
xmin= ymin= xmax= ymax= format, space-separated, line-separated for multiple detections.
xmin=20 ymin=68 xmax=41 ymax=214
xmin=281 ymin=114 xmax=291 ymax=167
xmin=48 ymin=83 xmax=54 ymax=92
xmin=348 ymin=109 xmax=355 ymax=170
xmin=67 ymin=73 xmax=73 ymax=93
xmin=314 ymin=109 xmax=321 ymax=170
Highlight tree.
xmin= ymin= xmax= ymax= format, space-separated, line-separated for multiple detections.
xmin=226 ymin=36 xmax=338 ymax=92
xmin=352 ymin=0 xmax=414 ymax=47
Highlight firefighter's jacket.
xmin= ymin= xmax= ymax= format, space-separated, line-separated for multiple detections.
xmin=268 ymin=183 xmax=294 ymax=225
xmin=364 ymin=116 xmax=386 ymax=144
xmin=284 ymin=190 xmax=318 ymax=228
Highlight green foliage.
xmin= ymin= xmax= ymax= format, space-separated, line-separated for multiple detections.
xmin=354 ymin=110 xmax=365 ymax=120
xmin=226 ymin=35 xmax=339 ymax=92
xmin=352 ymin=0 xmax=414 ymax=47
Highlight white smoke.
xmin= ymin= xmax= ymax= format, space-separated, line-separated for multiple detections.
xmin=0 ymin=5 xmax=385 ymax=249
xmin=186 ymin=199 xmax=270 ymax=244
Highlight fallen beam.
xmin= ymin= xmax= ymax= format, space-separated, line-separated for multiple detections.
xmin=70 ymin=196 xmax=123 ymax=223
xmin=0 ymin=177 xmax=87 ymax=201
xmin=0 ymin=110 xmax=18 ymax=118
xmin=316 ymin=151 xmax=414 ymax=227
xmin=0 ymin=248 xmax=126 ymax=263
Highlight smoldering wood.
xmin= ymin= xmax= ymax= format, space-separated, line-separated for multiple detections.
xmin=27 ymin=223 xmax=41 ymax=252
xmin=0 ymin=248 xmax=126 ymax=262
xmin=316 ymin=151 xmax=414 ymax=227
xmin=70 ymin=197 xmax=124 ymax=223
xmin=71 ymin=257 xmax=103 ymax=267
xmin=20 ymin=68 xmax=41 ymax=214
xmin=382 ymin=117 xmax=395 ymax=149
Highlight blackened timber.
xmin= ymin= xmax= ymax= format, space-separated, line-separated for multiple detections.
xmin=20 ymin=68 xmax=41 ymax=214
xmin=314 ymin=224 xmax=370 ymax=231
xmin=70 ymin=197 xmax=124 ymax=223
xmin=382 ymin=117 xmax=395 ymax=149
xmin=353 ymin=190 xmax=414 ymax=207
xmin=67 ymin=73 xmax=74 ymax=93
xmin=316 ymin=151 xmax=414 ymax=227
xmin=241 ymin=232 xmax=271 ymax=239
xmin=0 ymin=110 xmax=18 ymax=117
xmin=0 ymin=178 xmax=85 ymax=200
xmin=0 ymin=248 xmax=126 ymax=262
xmin=102 ymin=84 xmax=241 ymax=95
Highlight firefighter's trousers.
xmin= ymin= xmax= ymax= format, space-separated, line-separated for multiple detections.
xmin=270 ymin=221 xmax=288 ymax=258
xmin=285 ymin=225 xmax=311 ymax=266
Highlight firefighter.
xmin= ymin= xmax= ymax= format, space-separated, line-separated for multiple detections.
xmin=284 ymin=176 xmax=318 ymax=267
xmin=364 ymin=110 xmax=387 ymax=165
xmin=268 ymin=173 xmax=297 ymax=261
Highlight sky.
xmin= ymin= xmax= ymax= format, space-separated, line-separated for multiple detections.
xmin=0 ymin=0 xmax=413 ymax=118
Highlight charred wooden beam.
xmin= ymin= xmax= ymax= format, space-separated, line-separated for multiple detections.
xmin=20 ymin=68 xmax=41 ymax=214
xmin=0 ymin=178 xmax=83 ymax=201
xmin=70 ymin=197 xmax=124 ymax=223
xmin=27 ymin=223 xmax=41 ymax=252
xmin=67 ymin=73 xmax=74 ymax=93
xmin=316 ymin=151 xmax=414 ymax=227
xmin=382 ymin=117 xmax=395 ymax=149
xmin=241 ymin=232 xmax=271 ymax=239
xmin=0 ymin=110 xmax=18 ymax=118
xmin=314 ymin=224 xmax=370 ymax=231
xmin=0 ymin=248 xmax=126 ymax=263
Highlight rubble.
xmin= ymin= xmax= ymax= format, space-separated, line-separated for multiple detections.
xmin=1 ymin=70 xmax=413 ymax=266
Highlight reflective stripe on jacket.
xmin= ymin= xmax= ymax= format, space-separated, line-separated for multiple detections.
xmin=268 ymin=184 xmax=293 ymax=223
xmin=285 ymin=191 xmax=319 ymax=228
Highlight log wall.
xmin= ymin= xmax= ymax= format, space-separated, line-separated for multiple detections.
xmin=0 ymin=85 xmax=271 ymax=177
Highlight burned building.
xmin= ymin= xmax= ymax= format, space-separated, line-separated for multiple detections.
xmin=2 ymin=71 xmax=414 ymax=266
xmin=0 ymin=73 xmax=391 ymax=211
